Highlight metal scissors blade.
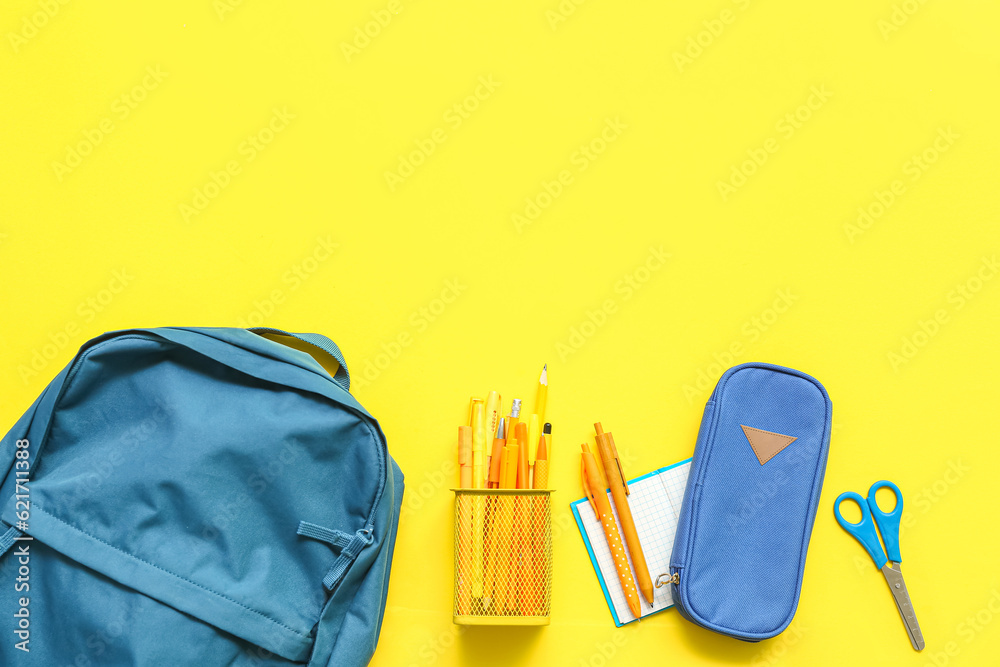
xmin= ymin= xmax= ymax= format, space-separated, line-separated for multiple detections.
xmin=881 ymin=562 xmax=925 ymax=652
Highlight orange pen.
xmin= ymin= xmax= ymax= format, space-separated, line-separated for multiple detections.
xmin=582 ymin=442 xmax=641 ymax=619
xmin=595 ymin=422 xmax=653 ymax=607
xmin=533 ymin=435 xmax=549 ymax=489
xmin=515 ymin=422 xmax=529 ymax=489
xmin=484 ymin=391 xmax=501 ymax=465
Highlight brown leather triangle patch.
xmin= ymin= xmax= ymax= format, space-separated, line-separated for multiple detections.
xmin=741 ymin=425 xmax=797 ymax=465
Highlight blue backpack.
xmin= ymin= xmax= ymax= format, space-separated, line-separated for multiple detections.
xmin=0 ymin=327 xmax=404 ymax=666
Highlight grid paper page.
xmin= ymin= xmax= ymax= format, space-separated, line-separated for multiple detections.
xmin=573 ymin=460 xmax=691 ymax=625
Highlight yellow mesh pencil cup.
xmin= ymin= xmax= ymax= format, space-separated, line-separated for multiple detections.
xmin=452 ymin=489 xmax=553 ymax=625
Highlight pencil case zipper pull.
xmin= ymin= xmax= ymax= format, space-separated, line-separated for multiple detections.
xmin=654 ymin=572 xmax=679 ymax=588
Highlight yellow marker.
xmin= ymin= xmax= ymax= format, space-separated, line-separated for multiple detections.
xmin=471 ymin=399 xmax=486 ymax=488
xmin=527 ymin=414 xmax=540 ymax=467
xmin=470 ymin=399 xmax=486 ymax=599
xmin=457 ymin=426 xmax=473 ymax=615
xmin=504 ymin=444 xmax=519 ymax=489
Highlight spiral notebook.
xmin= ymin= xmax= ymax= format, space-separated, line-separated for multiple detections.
xmin=570 ymin=458 xmax=692 ymax=627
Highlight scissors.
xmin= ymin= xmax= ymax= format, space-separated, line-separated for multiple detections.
xmin=834 ymin=480 xmax=925 ymax=652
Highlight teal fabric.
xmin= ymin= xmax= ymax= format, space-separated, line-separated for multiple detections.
xmin=0 ymin=327 xmax=404 ymax=666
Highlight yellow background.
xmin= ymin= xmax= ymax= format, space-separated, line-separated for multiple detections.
xmin=2 ymin=0 xmax=998 ymax=665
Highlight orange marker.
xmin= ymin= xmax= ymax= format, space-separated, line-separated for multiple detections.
xmin=488 ymin=418 xmax=505 ymax=489
xmin=484 ymin=391 xmax=501 ymax=454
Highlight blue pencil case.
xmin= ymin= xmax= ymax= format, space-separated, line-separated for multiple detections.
xmin=668 ymin=362 xmax=832 ymax=641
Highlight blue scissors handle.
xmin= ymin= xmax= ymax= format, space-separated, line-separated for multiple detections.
xmin=867 ymin=480 xmax=903 ymax=563
xmin=834 ymin=491 xmax=888 ymax=569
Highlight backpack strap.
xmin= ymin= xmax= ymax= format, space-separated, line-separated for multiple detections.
xmin=249 ymin=328 xmax=350 ymax=392
xmin=297 ymin=521 xmax=374 ymax=591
